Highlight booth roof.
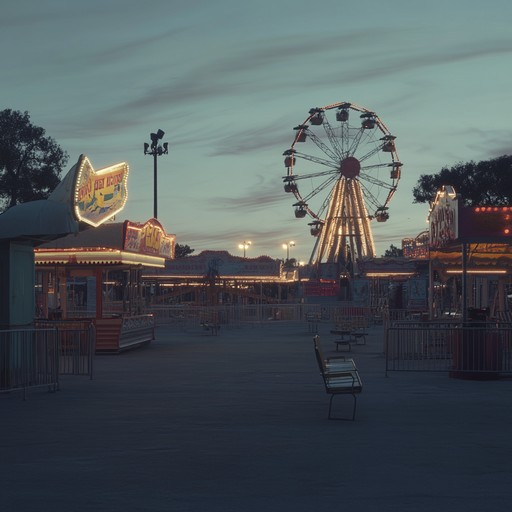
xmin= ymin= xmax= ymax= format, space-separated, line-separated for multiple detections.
xmin=39 ymin=222 xmax=125 ymax=250
xmin=0 ymin=159 xmax=80 ymax=246
xmin=0 ymin=199 xmax=79 ymax=245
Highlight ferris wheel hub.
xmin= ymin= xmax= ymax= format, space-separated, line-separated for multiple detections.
xmin=340 ymin=156 xmax=360 ymax=179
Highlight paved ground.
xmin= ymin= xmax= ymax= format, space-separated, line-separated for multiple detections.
xmin=2 ymin=320 xmax=512 ymax=512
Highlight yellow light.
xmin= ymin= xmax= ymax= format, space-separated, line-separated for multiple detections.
xmin=35 ymin=249 xmax=165 ymax=268
xmin=365 ymin=272 xmax=416 ymax=277
xmin=446 ymin=269 xmax=507 ymax=274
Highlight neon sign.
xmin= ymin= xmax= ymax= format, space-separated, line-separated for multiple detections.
xmin=74 ymin=155 xmax=129 ymax=227
xmin=124 ymin=219 xmax=174 ymax=259
xmin=428 ymin=186 xmax=458 ymax=248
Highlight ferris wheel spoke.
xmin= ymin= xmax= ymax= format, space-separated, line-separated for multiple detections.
xmin=316 ymin=194 xmax=332 ymax=218
xmin=347 ymin=127 xmax=366 ymax=156
xmin=293 ymin=151 xmax=337 ymax=169
xmin=304 ymin=130 xmax=339 ymax=161
xmin=359 ymin=172 xmax=395 ymax=191
xmin=357 ymin=181 xmax=383 ymax=211
xmin=358 ymin=143 xmax=385 ymax=163
xmin=361 ymin=163 xmax=390 ymax=171
xmin=322 ymin=117 xmax=344 ymax=159
xmin=300 ymin=175 xmax=339 ymax=204
xmin=293 ymin=167 xmax=339 ymax=181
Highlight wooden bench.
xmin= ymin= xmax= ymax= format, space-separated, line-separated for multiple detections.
xmin=330 ymin=329 xmax=353 ymax=351
xmin=200 ymin=321 xmax=220 ymax=335
xmin=331 ymin=317 xmax=369 ymax=350
xmin=313 ymin=335 xmax=363 ymax=421
xmin=351 ymin=329 xmax=368 ymax=345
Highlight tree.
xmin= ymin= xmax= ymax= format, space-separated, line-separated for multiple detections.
xmin=0 ymin=109 xmax=68 ymax=211
xmin=283 ymin=257 xmax=297 ymax=269
xmin=412 ymin=155 xmax=512 ymax=206
xmin=174 ymin=243 xmax=194 ymax=258
xmin=382 ymin=244 xmax=403 ymax=257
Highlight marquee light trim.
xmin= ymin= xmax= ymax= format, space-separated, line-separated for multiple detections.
xmin=74 ymin=155 xmax=129 ymax=227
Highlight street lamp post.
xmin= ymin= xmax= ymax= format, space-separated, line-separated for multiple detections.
xmin=282 ymin=241 xmax=295 ymax=261
xmin=144 ymin=129 xmax=168 ymax=219
xmin=238 ymin=240 xmax=252 ymax=257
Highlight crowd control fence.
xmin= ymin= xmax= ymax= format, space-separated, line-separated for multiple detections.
xmin=385 ymin=322 xmax=512 ymax=378
xmin=0 ymin=329 xmax=59 ymax=399
xmin=1 ymin=321 xmax=95 ymax=399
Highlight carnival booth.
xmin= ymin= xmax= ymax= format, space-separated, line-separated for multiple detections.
xmin=428 ymin=186 xmax=512 ymax=321
xmin=357 ymin=257 xmax=428 ymax=313
xmin=35 ymin=218 xmax=175 ymax=352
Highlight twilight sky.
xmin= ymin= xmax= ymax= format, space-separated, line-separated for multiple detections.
xmin=2 ymin=0 xmax=512 ymax=262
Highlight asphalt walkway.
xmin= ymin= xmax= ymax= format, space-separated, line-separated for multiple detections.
xmin=2 ymin=320 xmax=512 ymax=511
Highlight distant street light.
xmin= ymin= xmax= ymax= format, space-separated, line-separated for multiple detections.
xmin=238 ymin=240 xmax=252 ymax=257
xmin=282 ymin=241 xmax=295 ymax=261
xmin=144 ymin=129 xmax=168 ymax=219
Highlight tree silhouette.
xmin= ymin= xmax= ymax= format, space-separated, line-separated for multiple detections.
xmin=174 ymin=243 xmax=195 ymax=258
xmin=0 ymin=109 xmax=68 ymax=211
xmin=412 ymin=155 xmax=512 ymax=206
xmin=382 ymin=244 xmax=403 ymax=257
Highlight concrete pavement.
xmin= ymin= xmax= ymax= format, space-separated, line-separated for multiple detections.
xmin=1 ymin=320 xmax=512 ymax=511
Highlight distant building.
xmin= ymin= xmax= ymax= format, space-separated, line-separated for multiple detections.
xmin=402 ymin=231 xmax=429 ymax=259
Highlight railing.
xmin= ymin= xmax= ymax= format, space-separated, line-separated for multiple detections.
xmin=35 ymin=320 xmax=95 ymax=377
xmin=385 ymin=322 xmax=512 ymax=377
xmin=1 ymin=322 xmax=95 ymax=399
xmin=0 ymin=329 xmax=59 ymax=399
xmin=58 ymin=324 xmax=95 ymax=377
xmin=148 ymin=303 xmax=384 ymax=329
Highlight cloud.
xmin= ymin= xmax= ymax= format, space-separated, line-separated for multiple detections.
xmin=209 ymin=119 xmax=294 ymax=156
xmin=205 ymin=175 xmax=285 ymax=212
xmin=326 ymin=38 xmax=512 ymax=85
xmin=91 ymin=29 xmax=512 ymax=147
xmin=103 ymin=28 xmax=404 ymax=119
xmin=90 ymin=29 xmax=186 ymax=65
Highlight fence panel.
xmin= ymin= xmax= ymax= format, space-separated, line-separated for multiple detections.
xmin=36 ymin=320 xmax=95 ymax=378
xmin=58 ymin=325 xmax=95 ymax=378
xmin=386 ymin=323 xmax=512 ymax=377
xmin=0 ymin=329 xmax=59 ymax=398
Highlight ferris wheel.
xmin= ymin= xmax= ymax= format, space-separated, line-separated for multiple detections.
xmin=282 ymin=101 xmax=401 ymax=271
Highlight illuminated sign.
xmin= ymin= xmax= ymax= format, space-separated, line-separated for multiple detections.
xmin=74 ymin=155 xmax=128 ymax=227
xmin=459 ymin=206 xmax=512 ymax=242
xmin=402 ymin=231 xmax=429 ymax=259
xmin=428 ymin=186 xmax=458 ymax=248
xmin=124 ymin=219 xmax=175 ymax=259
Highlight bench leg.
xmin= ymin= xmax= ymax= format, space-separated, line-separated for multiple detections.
xmin=353 ymin=334 xmax=366 ymax=345
xmin=328 ymin=393 xmax=357 ymax=421
xmin=336 ymin=341 xmax=351 ymax=352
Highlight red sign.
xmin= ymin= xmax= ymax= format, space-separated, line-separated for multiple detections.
xmin=303 ymin=281 xmax=339 ymax=296
xmin=124 ymin=219 xmax=175 ymax=258
xmin=459 ymin=207 xmax=512 ymax=242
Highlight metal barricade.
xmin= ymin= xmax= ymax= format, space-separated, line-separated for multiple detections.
xmin=35 ymin=320 xmax=95 ymax=378
xmin=386 ymin=323 xmax=512 ymax=377
xmin=0 ymin=328 xmax=59 ymax=399
xmin=57 ymin=324 xmax=95 ymax=378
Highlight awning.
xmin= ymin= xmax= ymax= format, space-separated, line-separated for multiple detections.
xmin=0 ymin=199 xmax=78 ymax=245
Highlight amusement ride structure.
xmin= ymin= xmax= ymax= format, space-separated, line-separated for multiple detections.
xmin=282 ymin=101 xmax=401 ymax=276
